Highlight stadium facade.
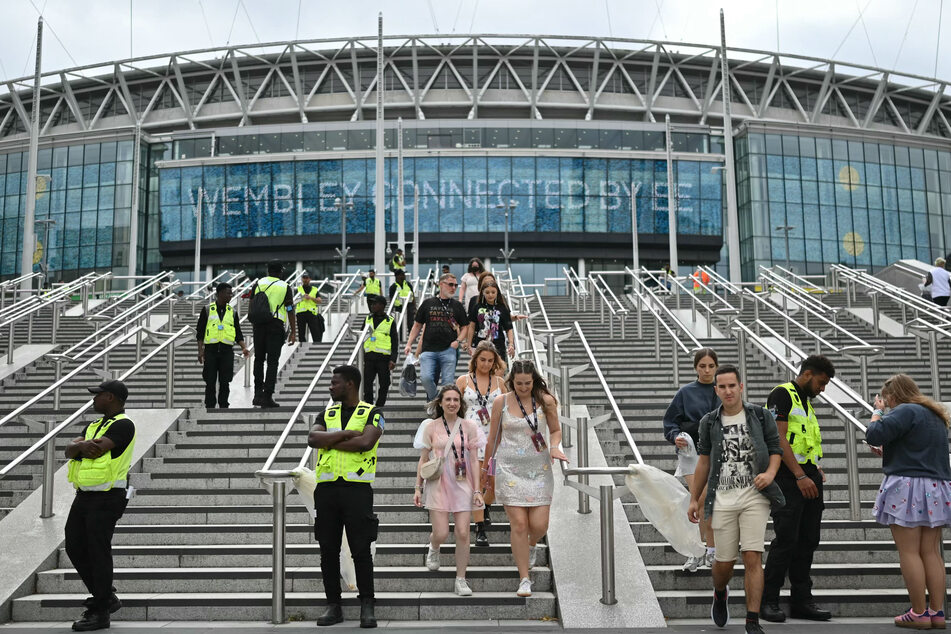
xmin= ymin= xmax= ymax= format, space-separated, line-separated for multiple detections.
xmin=0 ymin=34 xmax=949 ymax=284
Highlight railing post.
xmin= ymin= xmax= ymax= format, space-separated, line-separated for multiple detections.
xmin=82 ymin=284 xmax=89 ymax=315
xmin=635 ymin=294 xmax=643 ymax=339
xmin=672 ymin=340 xmax=680 ymax=385
xmin=929 ymin=331 xmax=941 ymax=401
xmin=53 ymin=358 xmax=63 ymax=410
xmin=7 ymin=320 xmax=15 ymax=365
xmin=870 ymin=292 xmax=880 ymax=336
xmin=846 ymin=280 xmax=853 ymax=308
xmin=706 ymin=311 xmax=712 ymax=339
xmin=41 ymin=419 xmax=56 ymax=518
xmin=900 ymin=304 xmax=908 ymax=336
xmin=577 ymin=416 xmax=590 ymax=514
xmin=859 ymin=355 xmax=870 ymax=403
xmin=653 ymin=313 xmax=661 ymax=361
xmin=245 ymin=346 xmax=253 ymax=387
xmin=560 ymin=363 xmax=572 ymax=449
xmin=619 ymin=312 xmax=626 ymax=340
xmin=51 ymin=302 xmax=60 ymax=345
xmin=599 ymin=292 xmax=605 ymax=324
xmin=28 ymin=309 xmax=35 ymax=344
xmin=271 ymin=479 xmax=287 ymax=624
xmin=167 ymin=295 xmax=176 ymax=333
xmin=753 ymin=295 xmax=760 ymax=321
xmin=599 ymin=484 xmax=616 ymax=605
xmin=135 ymin=329 xmax=143 ymax=362
xmin=736 ymin=328 xmax=747 ymax=388
xmin=545 ymin=332 xmax=556 ymax=373
xmin=844 ymin=416 xmax=861 ymax=521
xmin=165 ymin=340 xmax=175 ymax=408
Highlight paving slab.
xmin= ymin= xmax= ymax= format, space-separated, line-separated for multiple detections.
xmin=0 ymin=345 xmax=56 ymax=383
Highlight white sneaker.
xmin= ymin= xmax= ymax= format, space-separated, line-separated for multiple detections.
xmin=682 ymin=555 xmax=702 ymax=572
xmin=454 ymin=577 xmax=472 ymax=596
xmin=425 ymin=546 xmax=440 ymax=571
xmin=528 ymin=545 xmax=538 ymax=569
xmin=703 ymin=550 xmax=716 ymax=568
xmin=516 ymin=577 xmax=532 ymax=597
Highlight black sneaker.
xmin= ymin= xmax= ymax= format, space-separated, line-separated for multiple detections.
xmin=760 ymin=601 xmax=785 ymax=623
xmin=261 ymin=397 xmax=280 ymax=408
xmin=483 ymin=505 xmax=492 ymax=526
xmin=745 ymin=622 xmax=765 ymax=634
xmin=252 ymin=393 xmax=263 ymax=406
xmin=72 ymin=609 xmax=110 ymax=632
xmin=475 ymin=523 xmax=490 ymax=547
xmin=711 ymin=587 xmax=729 ymax=627
xmin=81 ymin=594 xmax=121 ymax=614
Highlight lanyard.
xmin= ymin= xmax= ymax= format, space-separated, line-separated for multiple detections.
xmin=442 ymin=417 xmax=464 ymax=461
xmin=470 ymin=374 xmax=490 ymax=408
xmin=515 ymin=395 xmax=540 ymax=434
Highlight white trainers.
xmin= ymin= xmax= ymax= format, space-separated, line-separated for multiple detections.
xmin=702 ymin=550 xmax=716 ymax=568
xmin=528 ymin=545 xmax=538 ymax=569
xmin=425 ymin=546 xmax=440 ymax=571
xmin=454 ymin=577 xmax=472 ymax=596
xmin=682 ymin=555 xmax=702 ymax=572
xmin=516 ymin=577 xmax=532 ymax=597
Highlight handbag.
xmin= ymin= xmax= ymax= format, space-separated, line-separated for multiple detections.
xmin=420 ymin=418 xmax=463 ymax=481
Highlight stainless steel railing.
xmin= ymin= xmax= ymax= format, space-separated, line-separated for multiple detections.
xmin=563 ymin=266 xmax=589 ymax=310
xmin=831 ymin=263 xmax=951 ymax=329
xmin=759 ymin=267 xmax=838 ymax=319
xmin=904 ymin=318 xmax=950 ymax=401
xmin=653 ymin=269 xmax=739 ymax=339
xmin=587 ymin=274 xmax=629 ymax=339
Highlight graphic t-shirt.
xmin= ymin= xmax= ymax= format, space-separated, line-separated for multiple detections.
xmin=415 ymin=297 xmax=469 ymax=353
xmin=717 ymin=410 xmax=755 ymax=501
xmin=469 ymin=300 xmax=514 ymax=353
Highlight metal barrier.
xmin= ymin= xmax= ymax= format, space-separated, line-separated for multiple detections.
xmin=649 ymin=268 xmax=738 ymax=339
xmin=905 ymin=318 xmax=949 ymax=401
xmin=831 ymin=263 xmax=951 ymax=330
xmin=563 ymin=266 xmax=589 ymax=310
xmin=759 ymin=267 xmax=839 ymax=320
xmin=587 ymin=274 xmax=629 ymax=338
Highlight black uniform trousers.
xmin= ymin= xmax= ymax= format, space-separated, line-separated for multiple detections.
xmin=64 ymin=489 xmax=129 ymax=612
xmin=297 ymin=311 xmax=324 ymax=342
xmin=252 ymin=322 xmax=285 ymax=396
xmin=763 ymin=465 xmax=824 ymax=604
xmin=363 ymin=352 xmax=392 ymax=407
xmin=314 ymin=481 xmax=377 ymax=603
xmin=202 ymin=342 xmax=235 ymax=408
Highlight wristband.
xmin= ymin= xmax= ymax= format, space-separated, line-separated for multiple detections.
xmin=796 ymin=474 xmax=808 ymax=481
xmin=873 ymin=409 xmax=884 ymax=417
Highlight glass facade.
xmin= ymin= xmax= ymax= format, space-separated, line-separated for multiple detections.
xmin=736 ymin=130 xmax=949 ymax=278
xmin=157 ymin=156 xmax=723 ymax=242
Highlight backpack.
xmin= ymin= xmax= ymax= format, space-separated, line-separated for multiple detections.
xmin=248 ymin=280 xmax=280 ymax=325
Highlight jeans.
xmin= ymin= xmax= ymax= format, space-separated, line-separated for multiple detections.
xmin=419 ymin=347 xmax=457 ymax=400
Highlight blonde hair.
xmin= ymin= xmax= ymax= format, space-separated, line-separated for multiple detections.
xmin=881 ymin=374 xmax=950 ymax=427
xmin=467 ymin=340 xmax=507 ymax=376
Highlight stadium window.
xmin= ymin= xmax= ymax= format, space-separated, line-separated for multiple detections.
xmin=508 ymin=128 xmax=530 ymax=148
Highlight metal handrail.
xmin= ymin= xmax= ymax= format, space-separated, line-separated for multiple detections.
xmin=699 ymin=265 xmax=743 ymax=295
xmin=183 ymin=270 xmax=231 ymax=298
xmin=0 ymin=272 xmax=110 ymax=324
xmin=831 ymin=264 xmax=951 ymax=327
xmin=772 ymin=264 xmax=829 ymax=294
xmin=626 ymin=267 xmax=702 ymax=351
xmin=741 ymin=289 xmax=841 ymax=354
xmin=87 ymin=271 xmax=173 ymax=315
xmin=0 ymin=272 xmax=42 ymax=290
xmin=759 ymin=267 xmax=836 ymax=317
xmin=761 ymin=285 xmax=875 ymax=351
xmin=904 ymin=318 xmax=949 ymax=401
xmin=534 ymin=289 xmax=559 ymax=355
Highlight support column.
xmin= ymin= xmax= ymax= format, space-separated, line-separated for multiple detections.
xmin=20 ymin=18 xmax=43 ymax=292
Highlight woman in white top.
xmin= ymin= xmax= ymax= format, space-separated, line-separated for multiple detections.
xmin=456 ymin=341 xmax=506 ymax=548
xmin=458 ymin=258 xmax=484 ymax=308
xmin=925 ymin=258 xmax=950 ymax=306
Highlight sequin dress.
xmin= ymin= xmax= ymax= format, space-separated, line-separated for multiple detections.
xmin=494 ymin=404 xmax=554 ymax=507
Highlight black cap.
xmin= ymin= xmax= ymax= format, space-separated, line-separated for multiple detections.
xmin=88 ymin=380 xmax=129 ymax=402
xmin=394 ymin=268 xmax=406 ymax=276
xmin=367 ymin=294 xmax=386 ymax=306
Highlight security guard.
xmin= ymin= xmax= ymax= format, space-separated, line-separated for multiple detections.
xmin=355 ymin=269 xmax=383 ymax=299
xmin=363 ymin=295 xmax=398 ymax=406
xmin=65 ymin=380 xmax=135 ymax=632
xmin=295 ymin=272 xmax=325 ymax=343
xmin=390 ymin=248 xmax=406 ymax=273
xmin=388 ymin=269 xmax=415 ymax=334
xmin=197 ymin=282 xmax=250 ymax=408
xmin=761 ymin=355 xmax=836 ymax=623
xmin=308 ymin=365 xmax=384 ymax=628
xmin=252 ymin=261 xmax=296 ymax=408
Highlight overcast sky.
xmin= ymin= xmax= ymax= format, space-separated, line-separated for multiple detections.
xmin=0 ymin=0 xmax=948 ymax=85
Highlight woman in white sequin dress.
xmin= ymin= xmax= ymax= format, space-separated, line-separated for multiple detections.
xmin=480 ymin=359 xmax=567 ymax=598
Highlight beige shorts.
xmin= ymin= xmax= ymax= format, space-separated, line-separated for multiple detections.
xmin=711 ymin=486 xmax=771 ymax=562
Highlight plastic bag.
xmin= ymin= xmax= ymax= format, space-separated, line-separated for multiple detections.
xmin=624 ymin=463 xmax=705 ymax=558
xmin=674 ymin=432 xmax=699 ymax=478
xmin=400 ymin=353 xmax=418 ymax=397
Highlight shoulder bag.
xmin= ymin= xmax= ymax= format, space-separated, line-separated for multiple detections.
xmin=420 ymin=417 xmax=463 ymax=481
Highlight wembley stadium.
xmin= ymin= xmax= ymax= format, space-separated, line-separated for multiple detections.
xmin=1 ymin=33 xmax=949 ymax=284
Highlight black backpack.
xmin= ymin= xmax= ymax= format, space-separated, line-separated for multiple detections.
xmin=248 ymin=280 xmax=280 ymax=325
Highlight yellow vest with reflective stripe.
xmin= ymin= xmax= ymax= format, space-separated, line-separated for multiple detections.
xmin=296 ymin=285 xmax=320 ymax=315
xmin=393 ymin=280 xmax=413 ymax=307
xmin=391 ymin=255 xmax=405 ymax=271
xmin=315 ymin=402 xmax=379 ymax=484
xmin=255 ymin=277 xmax=288 ymax=324
xmin=364 ymin=277 xmax=383 ymax=296
xmin=204 ymin=302 xmax=236 ymax=345
xmin=66 ymin=414 xmax=136 ymax=491
xmin=778 ymin=382 xmax=822 ymax=464
xmin=364 ymin=315 xmax=394 ymax=355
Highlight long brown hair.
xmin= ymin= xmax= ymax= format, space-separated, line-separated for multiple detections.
xmin=881 ymin=374 xmax=950 ymax=427
xmin=506 ymin=358 xmax=557 ymax=405
xmin=467 ymin=340 xmax=506 ymax=377
xmin=426 ymin=384 xmax=469 ymax=419
xmin=477 ymin=273 xmax=508 ymax=308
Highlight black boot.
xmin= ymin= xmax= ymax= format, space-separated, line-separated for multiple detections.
xmin=360 ymin=598 xmax=377 ymax=628
xmin=261 ymin=394 xmax=280 ymax=408
xmin=483 ymin=504 xmax=492 ymax=526
xmin=82 ymin=590 xmax=121 ymax=614
xmin=760 ymin=600 xmax=786 ymax=623
xmin=252 ymin=390 xmax=263 ymax=407
xmin=71 ymin=610 xmax=110 ymax=632
xmin=789 ymin=601 xmax=831 ymax=621
xmin=316 ymin=603 xmax=343 ymax=626
xmin=475 ymin=522 xmax=490 ymax=547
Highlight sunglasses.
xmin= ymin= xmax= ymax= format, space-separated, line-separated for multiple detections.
xmin=443 ymin=281 xmax=458 ymax=287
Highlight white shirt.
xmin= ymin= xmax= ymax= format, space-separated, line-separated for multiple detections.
xmin=930 ymin=267 xmax=950 ymax=298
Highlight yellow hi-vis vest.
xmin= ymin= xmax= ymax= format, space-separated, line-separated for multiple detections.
xmin=364 ymin=277 xmax=383 ymax=296
xmin=393 ymin=280 xmax=413 ymax=307
xmin=295 ymin=285 xmax=320 ymax=315
xmin=315 ymin=402 xmax=379 ymax=484
xmin=204 ymin=302 xmax=236 ymax=345
xmin=66 ymin=414 xmax=136 ymax=491
xmin=364 ymin=315 xmax=394 ymax=355
xmin=778 ymin=382 xmax=822 ymax=465
xmin=391 ymin=255 xmax=405 ymax=271
xmin=255 ymin=277 xmax=288 ymax=324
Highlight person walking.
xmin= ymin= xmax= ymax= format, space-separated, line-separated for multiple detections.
xmin=663 ymin=347 xmax=720 ymax=572
xmin=760 ymin=355 xmax=835 ymax=623
xmin=924 ymin=258 xmax=950 ymax=306
xmin=458 ymin=258 xmax=484 ymax=308
xmin=251 ymin=262 xmax=296 ymax=408
xmin=403 ymin=273 xmax=469 ymax=400
xmin=480 ymin=359 xmax=567 ymax=597
xmin=867 ymin=374 xmax=951 ymax=629
xmin=355 ymin=269 xmax=384 ymax=299
xmin=687 ymin=365 xmax=784 ymax=634
xmin=390 ymin=248 xmax=406 ymax=273
xmin=456 ymin=341 xmax=506 ymax=547
xmin=389 ymin=269 xmax=416 ymax=334
xmin=466 ymin=278 xmax=515 ymax=364
xmin=307 ymin=365 xmax=384 ymax=628
xmin=295 ymin=272 xmax=325 ymax=343
xmin=65 ymin=380 xmax=136 ymax=632
xmin=413 ymin=384 xmax=486 ymax=596
xmin=362 ymin=295 xmax=398 ymax=407
xmin=196 ymin=282 xmax=250 ymax=409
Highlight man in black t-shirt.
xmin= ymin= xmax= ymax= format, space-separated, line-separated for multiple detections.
xmin=403 ymin=273 xmax=469 ymax=400
xmin=64 ymin=380 xmax=135 ymax=632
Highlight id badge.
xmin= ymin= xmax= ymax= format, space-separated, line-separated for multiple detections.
xmin=218 ymin=325 xmax=224 ymax=330
xmin=484 ymin=456 xmax=496 ymax=476
xmin=455 ymin=460 xmax=467 ymax=481
xmin=531 ymin=431 xmax=547 ymax=452
xmin=477 ymin=406 xmax=490 ymax=424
